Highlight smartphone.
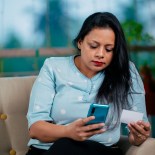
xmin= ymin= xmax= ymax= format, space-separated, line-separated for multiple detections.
xmin=86 ymin=103 xmax=109 ymax=125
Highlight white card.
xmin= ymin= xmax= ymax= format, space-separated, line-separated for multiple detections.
xmin=120 ymin=109 xmax=144 ymax=124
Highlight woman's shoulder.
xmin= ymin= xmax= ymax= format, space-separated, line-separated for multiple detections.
xmin=43 ymin=55 xmax=73 ymax=68
xmin=129 ymin=61 xmax=145 ymax=92
xmin=129 ymin=61 xmax=136 ymax=69
xmin=46 ymin=56 xmax=72 ymax=63
xmin=129 ymin=61 xmax=139 ymax=76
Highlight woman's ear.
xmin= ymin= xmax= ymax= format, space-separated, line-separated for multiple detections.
xmin=77 ymin=40 xmax=82 ymax=50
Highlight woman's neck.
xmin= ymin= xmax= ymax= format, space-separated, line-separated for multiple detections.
xmin=74 ymin=55 xmax=98 ymax=78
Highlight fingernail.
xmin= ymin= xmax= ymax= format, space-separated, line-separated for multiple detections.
xmin=92 ymin=116 xmax=95 ymax=119
xmin=100 ymin=128 xmax=106 ymax=132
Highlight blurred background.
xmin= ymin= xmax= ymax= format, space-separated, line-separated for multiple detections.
xmin=0 ymin=0 xmax=155 ymax=137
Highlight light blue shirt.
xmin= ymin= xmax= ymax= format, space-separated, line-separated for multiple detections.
xmin=27 ymin=55 xmax=148 ymax=150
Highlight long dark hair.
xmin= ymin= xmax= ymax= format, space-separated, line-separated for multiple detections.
xmin=73 ymin=12 xmax=131 ymax=129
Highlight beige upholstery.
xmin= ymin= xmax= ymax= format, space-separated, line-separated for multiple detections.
xmin=117 ymin=136 xmax=155 ymax=155
xmin=0 ymin=76 xmax=36 ymax=155
xmin=0 ymin=76 xmax=155 ymax=155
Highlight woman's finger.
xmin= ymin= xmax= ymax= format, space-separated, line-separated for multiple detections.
xmin=86 ymin=122 xmax=104 ymax=130
xmin=128 ymin=122 xmax=150 ymax=138
xmin=140 ymin=122 xmax=151 ymax=131
xmin=79 ymin=127 xmax=105 ymax=138
xmin=78 ymin=116 xmax=95 ymax=126
xmin=128 ymin=124 xmax=139 ymax=136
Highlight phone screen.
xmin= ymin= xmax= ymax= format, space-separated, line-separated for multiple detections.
xmin=86 ymin=103 xmax=109 ymax=125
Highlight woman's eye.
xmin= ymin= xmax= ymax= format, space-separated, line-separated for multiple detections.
xmin=106 ymin=49 xmax=113 ymax=52
xmin=90 ymin=45 xmax=97 ymax=49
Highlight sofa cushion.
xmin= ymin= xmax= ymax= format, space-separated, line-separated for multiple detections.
xmin=0 ymin=76 xmax=36 ymax=155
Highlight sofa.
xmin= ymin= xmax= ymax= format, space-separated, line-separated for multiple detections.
xmin=0 ymin=76 xmax=155 ymax=155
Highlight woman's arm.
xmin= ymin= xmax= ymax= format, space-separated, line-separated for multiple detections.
xmin=127 ymin=62 xmax=151 ymax=145
xmin=27 ymin=58 xmax=105 ymax=143
xmin=29 ymin=116 xmax=105 ymax=143
xmin=29 ymin=121 xmax=66 ymax=142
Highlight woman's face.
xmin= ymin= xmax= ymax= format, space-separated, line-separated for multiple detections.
xmin=77 ymin=27 xmax=115 ymax=78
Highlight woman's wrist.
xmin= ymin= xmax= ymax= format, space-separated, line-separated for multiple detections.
xmin=64 ymin=124 xmax=72 ymax=139
xmin=129 ymin=138 xmax=143 ymax=146
xmin=129 ymin=132 xmax=146 ymax=146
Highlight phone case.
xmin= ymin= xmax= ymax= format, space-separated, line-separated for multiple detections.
xmin=86 ymin=103 xmax=109 ymax=125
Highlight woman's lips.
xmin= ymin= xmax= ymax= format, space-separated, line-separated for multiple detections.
xmin=92 ymin=61 xmax=105 ymax=66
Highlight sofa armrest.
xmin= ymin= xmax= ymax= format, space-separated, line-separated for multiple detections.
xmin=118 ymin=136 xmax=155 ymax=155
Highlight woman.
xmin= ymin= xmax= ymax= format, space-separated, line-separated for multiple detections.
xmin=26 ymin=12 xmax=151 ymax=155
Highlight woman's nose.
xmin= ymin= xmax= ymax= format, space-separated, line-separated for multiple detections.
xmin=96 ymin=49 xmax=105 ymax=58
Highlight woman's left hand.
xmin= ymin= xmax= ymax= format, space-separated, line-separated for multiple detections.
xmin=128 ymin=121 xmax=151 ymax=146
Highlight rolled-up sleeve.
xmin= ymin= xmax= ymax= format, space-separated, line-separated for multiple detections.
xmin=27 ymin=58 xmax=56 ymax=128
xmin=128 ymin=62 xmax=148 ymax=122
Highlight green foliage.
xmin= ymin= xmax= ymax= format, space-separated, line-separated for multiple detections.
xmin=121 ymin=20 xmax=154 ymax=45
xmin=3 ymin=32 xmax=22 ymax=49
xmin=0 ymin=59 xmax=3 ymax=73
xmin=36 ymin=0 xmax=71 ymax=47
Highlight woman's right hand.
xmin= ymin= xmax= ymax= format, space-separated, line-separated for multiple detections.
xmin=65 ymin=116 xmax=106 ymax=141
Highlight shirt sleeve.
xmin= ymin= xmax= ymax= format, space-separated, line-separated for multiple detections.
xmin=27 ymin=58 xmax=56 ymax=128
xmin=127 ymin=62 xmax=148 ymax=122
